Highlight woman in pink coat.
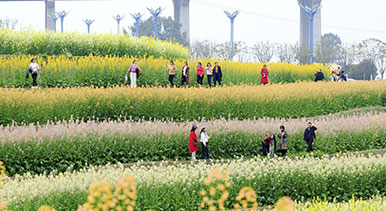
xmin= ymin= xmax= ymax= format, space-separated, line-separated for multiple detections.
xmin=189 ymin=125 xmax=199 ymax=160
xmin=261 ymin=64 xmax=269 ymax=85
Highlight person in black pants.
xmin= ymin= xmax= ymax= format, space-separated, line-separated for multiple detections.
xmin=200 ymin=126 xmax=210 ymax=159
xmin=28 ymin=58 xmax=40 ymax=88
xmin=304 ymin=122 xmax=317 ymax=152
xmin=196 ymin=62 xmax=204 ymax=86
xmin=314 ymin=69 xmax=324 ymax=82
xmin=167 ymin=60 xmax=177 ymax=87
xmin=206 ymin=62 xmax=213 ymax=88
xmin=213 ymin=62 xmax=222 ymax=87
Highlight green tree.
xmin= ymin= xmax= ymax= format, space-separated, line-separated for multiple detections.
xmin=0 ymin=18 xmax=18 ymax=30
xmin=126 ymin=16 xmax=188 ymax=46
xmin=358 ymin=38 xmax=386 ymax=80
xmin=348 ymin=59 xmax=377 ymax=80
xmin=315 ymin=33 xmax=342 ymax=64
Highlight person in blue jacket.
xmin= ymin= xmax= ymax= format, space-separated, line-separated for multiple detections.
xmin=213 ymin=62 xmax=223 ymax=86
xmin=304 ymin=122 xmax=317 ymax=152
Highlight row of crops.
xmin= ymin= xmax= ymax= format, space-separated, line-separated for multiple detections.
xmin=0 ymin=55 xmax=331 ymax=87
xmin=1 ymin=111 xmax=385 ymax=176
xmin=0 ymin=81 xmax=384 ymax=125
xmin=0 ymin=30 xmax=385 ymax=211
xmin=1 ymin=154 xmax=385 ymax=210
xmin=0 ymin=29 xmax=189 ymax=59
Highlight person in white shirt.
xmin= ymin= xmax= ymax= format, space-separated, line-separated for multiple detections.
xmin=200 ymin=126 xmax=210 ymax=159
xmin=29 ymin=58 xmax=40 ymax=88
xmin=206 ymin=63 xmax=213 ymax=87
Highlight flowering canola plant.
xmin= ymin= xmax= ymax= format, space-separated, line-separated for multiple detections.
xmin=0 ymin=55 xmax=330 ymax=87
xmin=0 ymin=29 xmax=189 ymax=59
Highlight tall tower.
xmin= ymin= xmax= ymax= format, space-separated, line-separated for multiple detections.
xmin=172 ymin=0 xmax=190 ymax=45
xmin=298 ymin=0 xmax=322 ymax=48
xmin=45 ymin=0 xmax=56 ymax=30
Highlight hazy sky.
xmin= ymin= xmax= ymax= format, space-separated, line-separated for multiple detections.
xmin=1 ymin=0 xmax=386 ymax=45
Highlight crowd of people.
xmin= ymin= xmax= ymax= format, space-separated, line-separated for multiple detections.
xmin=331 ymin=67 xmax=348 ymax=82
xmin=26 ymin=58 xmax=347 ymax=88
xmin=188 ymin=122 xmax=318 ymax=160
xmin=165 ymin=61 xmax=223 ymax=88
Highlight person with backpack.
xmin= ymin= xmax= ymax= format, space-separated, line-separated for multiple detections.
xmin=304 ymin=122 xmax=317 ymax=153
xmin=200 ymin=126 xmax=210 ymax=159
xmin=262 ymin=134 xmax=276 ymax=157
xmin=196 ymin=62 xmax=204 ymax=86
xmin=181 ymin=61 xmax=190 ymax=86
xmin=125 ymin=60 xmax=142 ymax=88
xmin=213 ymin=62 xmax=223 ymax=87
xmin=206 ymin=63 xmax=214 ymax=88
xmin=167 ymin=60 xmax=177 ymax=87
xmin=189 ymin=125 xmax=199 ymax=160
xmin=277 ymin=125 xmax=288 ymax=157
xmin=261 ymin=64 xmax=269 ymax=85
xmin=27 ymin=58 xmax=40 ymax=88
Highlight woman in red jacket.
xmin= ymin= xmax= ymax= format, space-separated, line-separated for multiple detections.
xmin=261 ymin=64 xmax=269 ymax=85
xmin=189 ymin=125 xmax=199 ymax=160
xmin=196 ymin=62 xmax=204 ymax=86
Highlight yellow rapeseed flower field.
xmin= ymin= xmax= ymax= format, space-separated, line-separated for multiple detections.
xmin=0 ymin=55 xmax=330 ymax=87
xmin=0 ymin=29 xmax=189 ymax=59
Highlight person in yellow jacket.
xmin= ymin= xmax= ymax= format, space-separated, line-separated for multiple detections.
xmin=167 ymin=60 xmax=177 ymax=87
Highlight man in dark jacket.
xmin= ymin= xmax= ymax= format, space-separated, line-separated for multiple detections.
xmin=314 ymin=69 xmax=324 ymax=82
xmin=338 ymin=71 xmax=347 ymax=81
xmin=213 ymin=62 xmax=223 ymax=86
xmin=304 ymin=122 xmax=317 ymax=152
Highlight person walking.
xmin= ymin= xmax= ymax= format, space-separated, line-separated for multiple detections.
xmin=304 ymin=122 xmax=317 ymax=153
xmin=277 ymin=125 xmax=288 ymax=157
xmin=181 ymin=61 xmax=190 ymax=86
xmin=28 ymin=58 xmax=40 ymax=88
xmin=261 ymin=64 xmax=269 ymax=85
xmin=206 ymin=63 xmax=214 ymax=88
xmin=213 ymin=62 xmax=223 ymax=87
xmin=189 ymin=125 xmax=199 ymax=160
xmin=262 ymin=134 xmax=276 ymax=157
xmin=196 ymin=62 xmax=204 ymax=86
xmin=200 ymin=126 xmax=210 ymax=159
xmin=125 ymin=60 xmax=141 ymax=88
xmin=314 ymin=69 xmax=325 ymax=82
xmin=167 ymin=60 xmax=177 ymax=87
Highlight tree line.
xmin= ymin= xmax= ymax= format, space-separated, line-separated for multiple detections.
xmin=2 ymin=16 xmax=385 ymax=80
